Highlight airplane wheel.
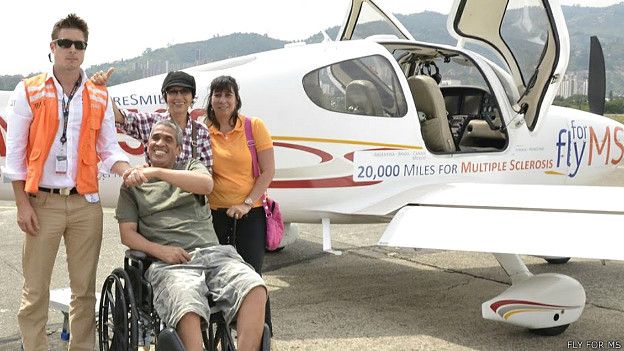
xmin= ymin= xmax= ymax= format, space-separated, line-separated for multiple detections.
xmin=529 ymin=323 xmax=570 ymax=336
xmin=98 ymin=269 xmax=139 ymax=351
xmin=544 ymin=257 xmax=571 ymax=264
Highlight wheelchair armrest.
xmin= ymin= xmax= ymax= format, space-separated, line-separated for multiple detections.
xmin=125 ymin=249 xmax=148 ymax=261
xmin=125 ymin=249 xmax=157 ymax=266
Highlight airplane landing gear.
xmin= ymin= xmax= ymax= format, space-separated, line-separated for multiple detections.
xmin=482 ymin=254 xmax=585 ymax=335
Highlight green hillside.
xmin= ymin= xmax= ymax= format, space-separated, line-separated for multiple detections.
xmin=2 ymin=4 xmax=624 ymax=94
xmin=0 ymin=33 xmax=286 ymax=90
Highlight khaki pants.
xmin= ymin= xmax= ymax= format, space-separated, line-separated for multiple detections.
xmin=18 ymin=191 xmax=103 ymax=351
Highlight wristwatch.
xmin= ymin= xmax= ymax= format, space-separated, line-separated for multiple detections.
xmin=244 ymin=197 xmax=254 ymax=207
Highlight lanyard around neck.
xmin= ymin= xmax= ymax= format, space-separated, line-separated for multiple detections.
xmin=60 ymin=76 xmax=82 ymax=145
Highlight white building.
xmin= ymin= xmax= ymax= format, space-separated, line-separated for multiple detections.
xmin=557 ymin=72 xmax=588 ymax=98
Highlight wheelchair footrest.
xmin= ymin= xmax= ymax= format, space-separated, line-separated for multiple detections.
xmin=156 ymin=327 xmax=185 ymax=351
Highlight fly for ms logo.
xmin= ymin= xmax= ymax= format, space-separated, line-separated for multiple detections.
xmin=556 ymin=120 xmax=624 ymax=177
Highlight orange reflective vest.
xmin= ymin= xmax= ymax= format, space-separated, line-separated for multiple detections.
xmin=23 ymin=73 xmax=107 ymax=194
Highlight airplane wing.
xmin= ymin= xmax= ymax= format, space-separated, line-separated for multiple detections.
xmin=378 ymin=183 xmax=624 ymax=261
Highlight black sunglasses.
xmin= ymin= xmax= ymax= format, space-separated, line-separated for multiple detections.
xmin=54 ymin=38 xmax=88 ymax=50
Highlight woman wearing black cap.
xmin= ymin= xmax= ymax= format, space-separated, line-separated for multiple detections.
xmin=91 ymin=69 xmax=213 ymax=170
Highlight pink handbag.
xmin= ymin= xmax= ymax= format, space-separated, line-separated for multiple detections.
xmin=244 ymin=117 xmax=284 ymax=250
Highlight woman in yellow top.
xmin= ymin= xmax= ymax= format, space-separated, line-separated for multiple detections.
xmin=205 ymin=75 xmax=275 ymax=334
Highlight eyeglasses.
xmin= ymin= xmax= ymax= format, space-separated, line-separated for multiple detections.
xmin=53 ymin=39 xmax=88 ymax=50
xmin=166 ymin=88 xmax=192 ymax=96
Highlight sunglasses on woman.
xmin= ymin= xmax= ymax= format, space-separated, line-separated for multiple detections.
xmin=53 ymin=38 xmax=88 ymax=50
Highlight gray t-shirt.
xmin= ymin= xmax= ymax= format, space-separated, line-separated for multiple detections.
xmin=115 ymin=159 xmax=219 ymax=251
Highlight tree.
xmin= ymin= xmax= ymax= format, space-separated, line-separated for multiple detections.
xmin=605 ymin=97 xmax=624 ymax=114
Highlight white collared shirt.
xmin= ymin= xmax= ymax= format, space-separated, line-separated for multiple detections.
xmin=3 ymin=67 xmax=129 ymax=188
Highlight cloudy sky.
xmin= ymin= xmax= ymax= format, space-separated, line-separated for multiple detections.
xmin=0 ymin=0 xmax=621 ymax=75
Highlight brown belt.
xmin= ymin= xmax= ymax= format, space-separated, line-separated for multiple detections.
xmin=38 ymin=187 xmax=79 ymax=196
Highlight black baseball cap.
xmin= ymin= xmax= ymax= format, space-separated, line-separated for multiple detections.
xmin=161 ymin=71 xmax=196 ymax=98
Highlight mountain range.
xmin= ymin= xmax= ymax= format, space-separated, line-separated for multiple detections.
xmin=2 ymin=4 xmax=624 ymax=94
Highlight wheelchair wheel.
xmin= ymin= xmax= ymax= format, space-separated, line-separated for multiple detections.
xmin=98 ymin=268 xmax=139 ymax=350
xmin=204 ymin=317 xmax=236 ymax=351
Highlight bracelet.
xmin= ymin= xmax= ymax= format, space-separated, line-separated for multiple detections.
xmin=244 ymin=197 xmax=254 ymax=207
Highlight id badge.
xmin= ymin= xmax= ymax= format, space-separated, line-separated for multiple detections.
xmin=55 ymin=155 xmax=68 ymax=174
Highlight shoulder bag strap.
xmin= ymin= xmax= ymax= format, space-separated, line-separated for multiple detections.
xmin=244 ymin=117 xmax=270 ymax=215
xmin=244 ymin=117 xmax=260 ymax=178
xmin=191 ymin=118 xmax=198 ymax=159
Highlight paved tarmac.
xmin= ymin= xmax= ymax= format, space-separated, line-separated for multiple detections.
xmin=0 ymin=174 xmax=622 ymax=350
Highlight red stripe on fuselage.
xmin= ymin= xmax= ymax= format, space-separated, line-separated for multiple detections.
xmin=0 ymin=116 xmax=6 ymax=157
xmin=0 ymin=116 xmax=377 ymax=189
xmin=273 ymin=142 xmax=333 ymax=163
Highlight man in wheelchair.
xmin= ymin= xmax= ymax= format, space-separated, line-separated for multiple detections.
xmin=115 ymin=119 xmax=267 ymax=351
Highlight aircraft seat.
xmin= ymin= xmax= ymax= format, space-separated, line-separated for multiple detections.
xmin=345 ymin=80 xmax=383 ymax=116
xmin=407 ymin=75 xmax=456 ymax=153
xmin=303 ymin=72 xmax=331 ymax=109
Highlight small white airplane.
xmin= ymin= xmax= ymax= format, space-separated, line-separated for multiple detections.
xmin=2 ymin=0 xmax=624 ymax=336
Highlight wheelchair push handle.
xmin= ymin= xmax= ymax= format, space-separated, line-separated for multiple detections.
xmin=227 ymin=218 xmax=238 ymax=247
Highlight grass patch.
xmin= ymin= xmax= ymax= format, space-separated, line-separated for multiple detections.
xmin=606 ymin=114 xmax=624 ymax=124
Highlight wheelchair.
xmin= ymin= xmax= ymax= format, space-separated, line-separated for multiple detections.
xmin=97 ymin=249 xmax=271 ymax=351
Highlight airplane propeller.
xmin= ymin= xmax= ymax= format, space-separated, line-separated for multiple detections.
xmin=588 ymin=35 xmax=606 ymax=115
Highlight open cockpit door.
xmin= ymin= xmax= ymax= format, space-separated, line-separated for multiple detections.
xmin=448 ymin=0 xmax=569 ymax=130
xmin=337 ymin=0 xmax=415 ymax=41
